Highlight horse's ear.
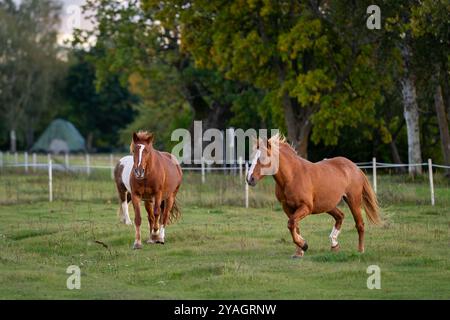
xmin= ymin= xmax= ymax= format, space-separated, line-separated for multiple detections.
xmin=132 ymin=132 xmax=139 ymax=143
xmin=146 ymin=133 xmax=154 ymax=145
xmin=265 ymin=138 xmax=272 ymax=155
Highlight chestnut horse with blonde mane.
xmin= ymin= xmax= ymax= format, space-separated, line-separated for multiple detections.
xmin=246 ymin=134 xmax=381 ymax=258
xmin=114 ymin=131 xmax=182 ymax=249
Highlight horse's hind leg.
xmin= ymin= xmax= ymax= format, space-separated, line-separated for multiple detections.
xmin=159 ymin=196 xmax=175 ymax=244
xmin=344 ymin=194 xmax=365 ymax=253
xmin=116 ymin=184 xmax=132 ymax=225
xmin=326 ymin=207 xmax=345 ymax=251
xmin=131 ymin=193 xmax=143 ymax=249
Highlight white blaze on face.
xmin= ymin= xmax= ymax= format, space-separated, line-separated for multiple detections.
xmin=247 ymin=149 xmax=261 ymax=181
xmin=137 ymin=144 xmax=145 ymax=167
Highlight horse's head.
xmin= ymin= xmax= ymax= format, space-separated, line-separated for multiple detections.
xmin=246 ymin=136 xmax=280 ymax=186
xmin=131 ymin=131 xmax=154 ymax=180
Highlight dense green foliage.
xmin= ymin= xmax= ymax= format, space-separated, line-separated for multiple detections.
xmin=62 ymin=51 xmax=138 ymax=152
xmin=1 ymin=0 xmax=449 ymax=163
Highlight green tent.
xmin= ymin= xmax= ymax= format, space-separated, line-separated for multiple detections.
xmin=31 ymin=119 xmax=86 ymax=153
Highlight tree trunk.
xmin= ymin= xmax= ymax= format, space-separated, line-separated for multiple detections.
xmin=389 ymin=139 xmax=406 ymax=173
xmin=26 ymin=127 xmax=35 ymax=151
xmin=399 ymin=41 xmax=422 ymax=175
xmin=87 ymin=132 xmax=94 ymax=152
xmin=434 ymin=80 xmax=450 ymax=175
xmin=282 ymin=93 xmax=312 ymax=158
xmin=10 ymin=129 xmax=17 ymax=153
xmin=183 ymin=81 xmax=233 ymax=165
xmin=441 ymin=60 xmax=450 ymax=124
xmin=389 ymin=139 xmax=402 ymax=163
xmin=297 ymin=120 xmax=312 ymax=159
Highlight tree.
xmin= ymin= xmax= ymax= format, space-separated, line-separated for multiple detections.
xmin=62 ymin=50 xmax=138 ymax=151
xmin=410 ymin=0 xmax=450 ymax=174
xmin=383 ymin=1 xmax=428 ymax=175
xmin=74 ymin=0 xmax=257 ymax=142
xmin=0 ymin=0 xmax=64 ymax=151
xmin=144 ymin=0 xmax=388 ymax=158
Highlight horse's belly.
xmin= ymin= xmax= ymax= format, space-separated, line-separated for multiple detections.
xmin=312 ymin=193 xmax=343 ymax=213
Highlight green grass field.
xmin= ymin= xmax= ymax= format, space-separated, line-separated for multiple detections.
xmin=0 ymin=168 xmax=449 ymax=299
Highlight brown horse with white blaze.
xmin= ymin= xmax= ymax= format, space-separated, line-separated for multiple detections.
xmin=115 ymin=131 xmax=182 ymax=249
xmin=246 ymin=134 xmax=381 ymax=258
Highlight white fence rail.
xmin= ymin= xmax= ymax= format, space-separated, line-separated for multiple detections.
xmin=0 ymin=153 xmax=449 ymax=206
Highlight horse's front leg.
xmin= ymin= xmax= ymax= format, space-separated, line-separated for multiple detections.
xmin=144 ymin=199 xmax=156 ymax=244
xmin=131 ymin=193 xmax=143 ymax=249
xmin=286 ymin=204 xmax=311 ymax=258
xmin=151 ymin=192 xmax=163 ymax=243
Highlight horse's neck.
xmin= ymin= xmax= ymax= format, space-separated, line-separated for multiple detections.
xmin=144 ymin=149 xmax=159 ymax=175
xmin=273 ymin=146 xmax=307 ymax=187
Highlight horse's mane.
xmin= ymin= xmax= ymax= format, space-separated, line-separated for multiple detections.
xmin=267 ymin=133 xmax=298 ymax=156
xmin=130 ymin=131 xmax=154 ymax=153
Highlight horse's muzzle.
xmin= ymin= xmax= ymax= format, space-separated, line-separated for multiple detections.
xmin=246 ymin=176 xmax=256 ymax=187
xmin=134 ymin=168 xmax=145 ymax=180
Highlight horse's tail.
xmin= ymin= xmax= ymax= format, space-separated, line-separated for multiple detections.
xmin=168 ymin=199 xmax=181 ymax=224
xmin=361 ymin=171 xmax=382 ymax=225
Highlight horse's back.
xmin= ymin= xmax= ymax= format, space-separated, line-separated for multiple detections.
xmin=315 ymin=157 xmax=359 ymax=177
xmin=158 ymin=151 xmax=183 ymax=188
xmin=115 ymin=155 xmax=133 ymax=193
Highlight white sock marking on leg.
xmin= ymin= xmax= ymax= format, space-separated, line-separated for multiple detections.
xmin=160 ymin=226 xmax=165 ymax=240
xmin=329 ymin=226 xmax=341 ymax=247
xmin=122 ymin=201 xmax=132 ymax=225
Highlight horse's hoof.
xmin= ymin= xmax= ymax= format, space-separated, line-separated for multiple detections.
xmin=301 ymin=241 xmax=308 ymax=252
xmin=133 ymin=242 xmax=142 ymax=250
xmin=146 ymin=239 xmax=156 ymax=244
xmin=156 ymin=240 xmax=165 ymax=245
xmin=292 ymin=248 xmax=304 ymax=258
xmin=331 ymin=244 xmax=340 ymax=252
xmin=125 ymin=220 xmax=133 ymax=226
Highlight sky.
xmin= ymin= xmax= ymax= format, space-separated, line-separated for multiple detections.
xmin=14 ymin=0 xmax=93 ymax=45
xmin=54 ymin=0 xmax=92 ymax=45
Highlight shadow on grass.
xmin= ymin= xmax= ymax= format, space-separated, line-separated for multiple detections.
xmin=309 ymin=251 xmax=375 ymax=263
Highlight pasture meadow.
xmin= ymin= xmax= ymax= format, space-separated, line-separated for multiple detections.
xmin=0 ymin=166 xmax=449 ymax=299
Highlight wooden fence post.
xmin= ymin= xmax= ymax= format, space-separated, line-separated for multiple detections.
xmin=428 ymin=159 xmax=435 ymax=206
xmin=86 ymin=154 xmax=91 ymax=176
xmin=24 ymin=152 xmax=28 ymax=173
xmin=32 ymin=153 xmax=37 ymax=173
xmin=48 ymin=157 xmax=53 ymax=202
xmin=65 ymin=153 xmax=70 ymax=171
xmin=238 ymin=156 xmax=243 ymax=180
xmin=372 ymin=157 xmax=377 ymax=194
xmin=245 ymin=161 xmax=249 ymax=208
